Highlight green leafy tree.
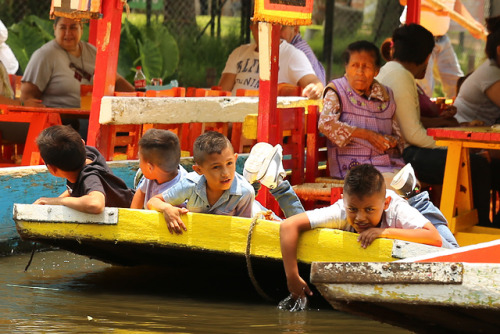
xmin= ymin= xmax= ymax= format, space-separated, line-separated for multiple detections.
xmin=118 ymin=19 xmax=179 ymax=83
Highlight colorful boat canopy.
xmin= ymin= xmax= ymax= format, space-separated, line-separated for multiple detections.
xmin=50 ymin=0 xmax=102 ymax=20
xmin=253 ymin=0 xmax=314 ymax=26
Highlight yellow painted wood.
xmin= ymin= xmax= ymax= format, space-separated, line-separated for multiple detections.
xmin=438 ymin=140 xmax=463 ymax=233
xmin=455 ymin=229 xmax=500 ymax=246
xmin=462 ymin=142 xmax=500 ymax=150
xmin=453 ymin=210 xmax=478 ymax=232
xmin=242 ymin=114 xmax=258 ymax=140
xmin=241 ymin=100 xmax=322 ymax=140
xmin=16 ymin=208 xmax=399 ymax=264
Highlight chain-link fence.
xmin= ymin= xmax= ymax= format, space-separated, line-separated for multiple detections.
xmin=0 ymin=0 xmax=493 ymax=91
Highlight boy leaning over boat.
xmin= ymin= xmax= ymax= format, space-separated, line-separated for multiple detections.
xmin=146 ymin=131 xmax=305 ymax=234
xmin=33 ymin=125 xmax=134 ymax=213
xmin=280 ymin=164 xmax=442 ymax=301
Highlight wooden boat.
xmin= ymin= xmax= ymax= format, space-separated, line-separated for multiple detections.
xmin=13 ymin=203 xmax=442 ymax=300
xmin=310 ymin=240 xmax=500 ymax=333
xmin=1 ymin=156 xmax=203 ymax=254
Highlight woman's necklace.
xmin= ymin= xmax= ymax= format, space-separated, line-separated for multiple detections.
xmin=65 ymin=42 xmax=91 ymax=82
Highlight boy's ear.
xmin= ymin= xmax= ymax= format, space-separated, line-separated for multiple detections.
xmin=46 ymin=164 xmax=58 ymax=175
xmin=234 ymin=153 xmax=238 ymax=160
xmin=81 ymin=139 xmax=86 ymax=146
xmin=192 ymin=164 xmax=203 ymax=175
xmin=384 ymin=196 xmax=391 ymax=210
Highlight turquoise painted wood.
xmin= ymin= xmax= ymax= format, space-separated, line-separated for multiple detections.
xmin=0 ymin=155 xmax=247 ymax=254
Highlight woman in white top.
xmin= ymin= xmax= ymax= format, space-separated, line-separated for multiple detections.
xmin=376 ymin=24 xmax=493 ymax=226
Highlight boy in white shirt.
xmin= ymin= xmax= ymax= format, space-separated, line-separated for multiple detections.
xmin=280 ymin=164 xmax=442 ymax=301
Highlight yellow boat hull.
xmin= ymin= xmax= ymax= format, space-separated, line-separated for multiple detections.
xmin=14 ymin=204 xmax=441 ymax=299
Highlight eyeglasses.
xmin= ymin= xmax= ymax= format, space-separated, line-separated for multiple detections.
xmin=69 ymin=62 xmax=92 ymax=82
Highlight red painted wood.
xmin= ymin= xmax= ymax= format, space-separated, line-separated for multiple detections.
xmin=1 ymin=105 xmax=90 ymax=115
xmin=257 ymin=23 xmax=280 ymax=146
xmin=416 ymin=243 xmax=500 ymax=263
xmin=428 ymin=127 xmax=500 ymax=142
xmin=406 ymin=0 xmax=421 ymax=24
xmin=305 ymin=105 xmax=319 ymax=183
xmin=88 ymin=0 xmax=124 ymax=159
xmin=88 ymin=19 xmax=98 ymax=46
xmin=256 ymin=23 xmax=280 ymax=208
xmin=22 ymin=113 xmax=61 ymax=165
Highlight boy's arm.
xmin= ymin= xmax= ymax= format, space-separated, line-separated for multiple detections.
xmin=34 ymin=191 xmax=105 ymax=214
xmin=147 ymin=194 xmax=188 ymax=234
xmin=357 ymin=222 xmax=442 ymax=248
xmin=280 ymin=212 xmax=314 ymax=299
xmin=130 ymin=189 xmax=146 ymax=209
xmin=58 ymin=190 xmax=71 ymax=198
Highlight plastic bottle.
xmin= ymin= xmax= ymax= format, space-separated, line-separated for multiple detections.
xmin=134 ymin=66 xmax=147 ymax=92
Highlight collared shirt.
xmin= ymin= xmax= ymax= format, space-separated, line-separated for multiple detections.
xmin=161 ymin=172 xmax=255 ymax=218
xmin=290 ymin=33 xmax=326 ymax=86
xmin=137 ymin=165 xmax=188 ymax=209
xmin=307 ymin=190 xmax=428 ymax=230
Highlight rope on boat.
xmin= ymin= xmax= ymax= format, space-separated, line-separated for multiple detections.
xmin=24 ymin=242 xmax=37 ymax=272
xmin=245 ymin=212 xmax=274 ymax=302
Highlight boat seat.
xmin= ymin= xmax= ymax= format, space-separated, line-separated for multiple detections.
xmin=296 ymin=105 xmax=344 ymax=209
xmin=293 ymin=181 xmax=344 ymax=204
xmin=277 ymin=83 xmax=302 ymax=97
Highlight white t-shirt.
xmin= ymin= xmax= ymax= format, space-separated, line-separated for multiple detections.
xmin=376 ymin=61 xmax=438 ymax=149
xmin=306 ymin=189 xmax=429 ymax=231
xmin=222 ymin=40 xmax=315 ymax=95
xmin=0 ymin=20 xmax=19 ymax=75
xmin=137 ymin=165 xmax=188 ymax=209
xmin=401 ymin=0 xmax=455 ymax=36
xmin=454 ymin=59 xmax=500 ymax=126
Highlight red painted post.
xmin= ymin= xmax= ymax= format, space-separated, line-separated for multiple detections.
xmin=87 ymin=0 xmax=123 ymax=159
xmin=406 ymin=0 xmax=421 ymax=24
xmin=256 ymin=22 xmax=280 ymax=209
xmin=257 ymin=22 xmax=280 ymax=146
xmin=88 ymin=19 xmax=98 ymax=46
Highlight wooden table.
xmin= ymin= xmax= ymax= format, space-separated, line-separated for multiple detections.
xmin=427 ymin=127 xmax=500 ymax=244
xmin=0 ymin=105 xmax=90 ymax=166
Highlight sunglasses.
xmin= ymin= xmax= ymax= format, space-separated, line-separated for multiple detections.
xmin=69 ymin=62 xmax=92 ymax=82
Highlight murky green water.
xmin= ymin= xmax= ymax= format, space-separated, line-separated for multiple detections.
xmin=0 ymin=250 xmax=410 ymax=333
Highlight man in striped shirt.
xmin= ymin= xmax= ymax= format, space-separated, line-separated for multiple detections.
xmin=280 ymin=25 xmax=326 ymax=86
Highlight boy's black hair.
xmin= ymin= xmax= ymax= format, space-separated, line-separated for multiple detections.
xmin=193 ymin=131 xmax=233 ymax=165
xmin=392 ymin=24 xmax=434 ymax=65
xmin=36 ymin=125 xmax=86 ymax=172
xmin=380 ymin=38 xmax=393 ymax=62
xmin=139 ymin=129 xmax=180 ymax=172
xmin=342 ymin=40 xmax=382 ymax=68
xmin=343 ymin=164 xmax=385 ymax=198
xmin=485 ymin=16 xmax=500 ymax=60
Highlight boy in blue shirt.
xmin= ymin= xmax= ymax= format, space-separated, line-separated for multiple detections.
xmin=147 ymin=131 xmax=305 ymax=234
xmin=130 ymin=129 xmax=188 ymax=209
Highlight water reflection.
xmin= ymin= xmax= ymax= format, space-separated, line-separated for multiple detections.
xmin=0 ymin=250 xmax=409 ymax=333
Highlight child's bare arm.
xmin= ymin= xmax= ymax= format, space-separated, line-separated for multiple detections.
xmin=280 ymin=213 xmax=314 ymax=299
xmin=130 ymin=189 xmax=146 ymax=209
xmin=357 ymin=222 xmax=442 ymax=248
xmin=34 ymin=191 xmax=106 ymax=214
xmin=58 ymin=190 xmax=71 ymax=198
xmin=147 ymin=194 xmax=188 ymax=234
